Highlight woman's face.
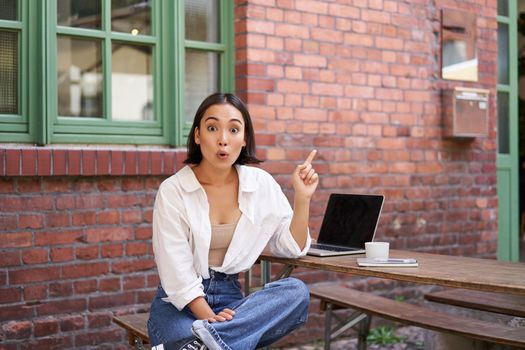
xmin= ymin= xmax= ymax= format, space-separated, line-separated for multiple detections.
xmin=195 ymin=103 xmax=246 ymax=169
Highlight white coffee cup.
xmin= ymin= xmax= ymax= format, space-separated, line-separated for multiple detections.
xmin=365 ymin=242 xmax=389 ymax=259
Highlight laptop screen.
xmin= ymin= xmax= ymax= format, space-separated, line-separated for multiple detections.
xmin=317 ymin=194 xmax=384 ymax=248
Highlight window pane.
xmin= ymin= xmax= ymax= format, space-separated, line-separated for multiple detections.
xmin=185 ymin=50 xmax=219 ymax=123
xmin=57 ymin=0 xmax=101 ymax=29
xmin=498 ymin=23 xmax=509 ymax=84
xmin=111 ymin=0 xmax=151 ymax=36
xmin=497 ymin=0 xmax=508 ymax=17
xmin=0 ymin=0 xmax=17 ymax=20
xmin=0 ymin=30 xmax=18 ymax=114
xmin=112 ymin=43 xmax=153 ymax=121
xmin=185 ymin=0 xmax=219 ymax=42
xmin=498 ymin=91 xmax=509 ymax=154
xmin=57 ymin=36 xmax=103 ymax=118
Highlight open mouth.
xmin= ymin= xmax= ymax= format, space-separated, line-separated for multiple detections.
xmin=217 ymin=151 xmax=229 ymax=159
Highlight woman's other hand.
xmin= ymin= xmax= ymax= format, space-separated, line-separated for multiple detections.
xmin=292 ymin=150 xmax=319 ymax=200
xmin=206 ymin=308 xmax=235 ymax=323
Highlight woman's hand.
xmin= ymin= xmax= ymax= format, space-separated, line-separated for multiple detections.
xmin=292 ymin=150 xmax=319 ymax=200
xmin=206 ymin=308 xmax=235 ymax=323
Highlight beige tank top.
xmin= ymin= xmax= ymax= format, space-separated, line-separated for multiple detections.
xmin=208 ymin=222 xmax=237 ymax=268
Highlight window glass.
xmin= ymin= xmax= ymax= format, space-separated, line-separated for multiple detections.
xmin=112 ymin=43 xmax=153 ymax=121
xmin=0 ymin=30 xmax=18 ymax=114
xmin=57 ymin=0 xmax=101 ymax=29
xmin=111 ymin=0 xmax=151 ymax=36
xmin=498 ymin=91 xmax=509 ymax=154
xmin=185 ymin=0 xmax=219 ymax=42
xmin=497 ymin=0 xmax=508 ymax=17
xmin=185 ymin=49 xmax=218 ymax=122
xmin=498 ymin=23 xmax=509 ymax=84
xmin=0 ymin=0 xmax=17 ymax=20
xmin=57 ymin=36 xmax=103 ymax=117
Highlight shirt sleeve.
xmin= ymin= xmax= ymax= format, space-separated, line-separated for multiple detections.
xmin=264 ymin=176 xmax=312 ymax=258
xmin=152 ymin=182 xmax=205 ymax=311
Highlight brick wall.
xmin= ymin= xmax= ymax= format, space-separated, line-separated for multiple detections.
xmin=0 ymin=0 xmax=499 ymax=348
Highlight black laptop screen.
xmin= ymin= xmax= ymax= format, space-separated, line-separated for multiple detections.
xmin=317 ymin=194 xmax=384 ymax=248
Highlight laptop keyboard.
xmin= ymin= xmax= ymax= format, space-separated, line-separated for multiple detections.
xmin=311 ymin=243 xmax=358 ymax=252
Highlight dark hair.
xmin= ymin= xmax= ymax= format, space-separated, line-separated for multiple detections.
xmin=184 ymin=92 xmax=262 ymax=165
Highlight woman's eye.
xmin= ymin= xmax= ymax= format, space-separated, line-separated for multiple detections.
xmin=207 ymin=125 xmax=217 ymax=132
xmin=230 ymin=127 xmax=239 ymax=133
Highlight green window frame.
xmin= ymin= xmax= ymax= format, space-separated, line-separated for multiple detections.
xmin=0 ymin=0 xmax=234 ymax=146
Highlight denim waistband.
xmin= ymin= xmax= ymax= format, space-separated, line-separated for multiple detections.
xmin=208 ymin=269 xmax=239 ymax=280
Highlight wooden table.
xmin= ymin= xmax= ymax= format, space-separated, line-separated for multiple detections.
xmin=260 ymin=249 xmax=525 ymax=296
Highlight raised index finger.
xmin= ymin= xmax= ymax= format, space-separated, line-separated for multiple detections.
xmin=305 ymin=149 xmax=317 ymax=164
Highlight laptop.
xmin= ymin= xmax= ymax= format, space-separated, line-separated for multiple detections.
xmin=307 ymin=193 xmax=385 ymax=257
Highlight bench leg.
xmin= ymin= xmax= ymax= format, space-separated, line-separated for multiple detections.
xmin=324 ymin=303 xmax=333 ymax=350
xmin=357 ymin=315 xmax=371 ymax=350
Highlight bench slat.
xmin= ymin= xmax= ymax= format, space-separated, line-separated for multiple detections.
xmin=113 ymin=313 xmax=149 ymax=344
xmin=310 ymin=285 xmax=525 ymax=348
xmin=424 ymin=289 xmax=525 ymax=318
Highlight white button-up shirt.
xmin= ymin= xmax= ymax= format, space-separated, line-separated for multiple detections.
xmin=152 ymin=165 xmax=311 ymax=310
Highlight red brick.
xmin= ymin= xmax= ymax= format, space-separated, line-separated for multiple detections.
xmin=0 ymin=148 xmax=5 ymax=176
xmin=67 ymin=149 xmax=81 ymax=175
xmin=81 ymin=150 xmax=96 ymax=176
xmin=62 ymin=262 xmax=109 ymax=279
xmin=5 ymin=149 xmax=20 ymax=176
xmin=123 ymin=275 xmax=145 ymax=290
xmin=49 ymin=282 xmax=73 ymax=297
xmin=138 ymin=151 xmax=150 ymax=175
xmin=97 ymin=210 xmax=120 ymax=225
xmin=72 ymin=211 xmax=97 ymax=226
xmin=60 ymin=315 xmax=85 ymax=331
xmin=52 ymin=149 xmax=66 ymax=175
xmin=20 ymin=149 xmax=36 ymax=176
xmin=74 ymin=279 xmax=98 ymax=294
xmin=22 ymin=249 xmax=48 ymax=264
xmin=36 ymin=149 xmax=52 ymax=176
xmin=101 ymin=243 xmax=123 ymax=258
xmin=150 ymin=151 xmax=162 ymax=174
xmin=110 ymin=150 xmax=124 ymax=175
xmin=163 ymin=151 xmax=176 ymax=174
xmin=135 ymin=227 xmax=152 ymax=240
xmin=124 ymin=151 xmax=137 ymax=175
xmin=19 ymin=213 xmax=45 ymax=229
xmin=122 ymin=210 xmax=142 ymax=224
xmin=23 ymin=284 xmax=47 ymax=301
xmin=93 ymin=150 xmax=109 ymax=176
xmin=10 ymin=266 xmax=60 ymax=284
xmin=99 ymin=278 xmax=120 ymax=292
xmin=111 ymin=258 xmax=155 ymax=274
xmin=0 ymin=232 xmax=32 ymax=248
xmin=85 ymin=227 xmax=133 ymax=243
xmin=89 ymin=292 xmax=135 ymax=310
xmin=88 ymin=312 xmax=112 ymax=328
xmin=74 ymin=328 xmax=122 ymax=346
xmin=46 ymin=212 xmax=70 ymax=227
xmin=51 ymin=247 xmax=74 ymax=262
xmin=36 ymin=298 xmax=87 ymax=316
xmin=126 ymin=242 xmax=148 ymax=256
xmin=3 ymin=320 xmax=32 ymax=339
xmin=76 ymin=246 xmax=99 ymax=260
xmin=0 ymin=287 xmax=22 ymax=304
xmin=0 ymin=251 xmax=20 ymax=267
xmin=34 ymin=318 xmax=60 ymax=337
xmin=0 ymin=305 xmax=33 ymax=321
xmin=35 ymin=230 xmax=83 ymax=246
xmin=296 ymin=0 xmax=327 ymax=14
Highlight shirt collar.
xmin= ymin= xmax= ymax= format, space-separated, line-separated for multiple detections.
xmin=178 ymin=165 xmax=258 ymax=193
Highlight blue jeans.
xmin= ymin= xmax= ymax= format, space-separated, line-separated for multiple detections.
xmin=147 ymin=270 xmax=309 ymax=350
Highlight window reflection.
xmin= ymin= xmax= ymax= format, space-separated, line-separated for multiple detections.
xmin=498 ymin=92 xmax=509 ymax=154
xmin=111 ymin=0 xmax=151 ymax=36
xmin=0 ymin=30 xmax=18 ymax=114
xmin=112 ymin=43 xmax=153 ymax=121
xmin=57 ymin=0 xmax=101 ymax=29
xmin=185 ymin=49 xmax=218 ymax=122
xmin=0 ymin=0 xmax=17 ymax=20
xmin=57 ymin=36 xmax=103 ymax=118
xmin=185 ymin=0 xmax=219 ymax=42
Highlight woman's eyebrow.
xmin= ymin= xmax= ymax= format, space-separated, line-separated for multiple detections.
xmin=204 ymin=116 xmax=219 ymax=122
xmin=230 ymin=118 xmax=243 ymax=124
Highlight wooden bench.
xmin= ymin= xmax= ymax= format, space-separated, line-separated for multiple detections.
xmin=424 ymin=288 xmax=525 ymax=318
xmin=310 ymin=284 xmax=525 ymax=350
xmin=113 ymin=313 xmax=149 ymax=350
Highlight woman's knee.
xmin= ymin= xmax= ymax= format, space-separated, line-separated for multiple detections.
xmin=280 ymin=277 xmax=310 ymax=303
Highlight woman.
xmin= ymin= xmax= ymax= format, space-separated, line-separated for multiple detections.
xmin=148 ymin=92 xmax=319 ymax=350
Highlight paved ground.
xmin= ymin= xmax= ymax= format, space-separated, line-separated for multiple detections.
xmin=273 ymin=326 xmax=425 ymax=350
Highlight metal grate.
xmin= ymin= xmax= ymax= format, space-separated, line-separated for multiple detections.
xmin=0 ymin=30 xmax=18 ymax=114
xmin=0 ymin=0 xmax=17 ymax=20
